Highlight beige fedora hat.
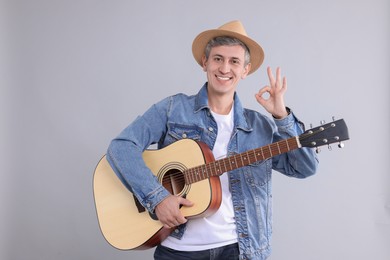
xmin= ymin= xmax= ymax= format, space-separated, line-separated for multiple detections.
xmin=192 ymin=20 xmax=264 ymax=75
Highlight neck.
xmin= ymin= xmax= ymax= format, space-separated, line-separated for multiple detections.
xmin=208 ymin=91 xmax=234 ymax=115
xmin=209 ymin=98 xmax=233 ymax=115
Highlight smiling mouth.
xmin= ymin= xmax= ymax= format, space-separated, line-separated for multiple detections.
xmin=216 ymin=75 xmax=232 ymax=81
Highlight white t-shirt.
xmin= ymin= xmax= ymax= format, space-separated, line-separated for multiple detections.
xmin=161 ymin=107 xmax=237 ymax=251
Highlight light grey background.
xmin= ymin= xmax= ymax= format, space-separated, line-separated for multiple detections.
xmin=2 ymin=0 xmax=389 ymax=259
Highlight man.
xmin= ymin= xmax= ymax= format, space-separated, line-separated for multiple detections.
xmin=107 ymin=20 xmax=318 ymax=260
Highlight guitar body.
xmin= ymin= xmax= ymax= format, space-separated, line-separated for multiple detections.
xmin=93 ymin=139 xmax=221 ymax=250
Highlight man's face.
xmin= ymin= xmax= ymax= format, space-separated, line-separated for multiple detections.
xmin=202 ymin=45 xmax=251 ymax=96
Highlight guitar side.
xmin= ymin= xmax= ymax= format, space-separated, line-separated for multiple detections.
xmin=93 ymin=139 xmax=221 ymax=250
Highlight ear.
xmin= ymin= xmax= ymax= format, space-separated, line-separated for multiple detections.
xmin=201 ymin=55 xmax=207 ymax=72
xmin=241 ymin=63 xmax=251 ymax=79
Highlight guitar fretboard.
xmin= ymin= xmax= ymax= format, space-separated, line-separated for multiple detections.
xmin=184 ymin=137 xmax=301 ymax=184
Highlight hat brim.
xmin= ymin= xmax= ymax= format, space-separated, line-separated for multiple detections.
xmin=192 ymin=29 xmax=264 ymax=75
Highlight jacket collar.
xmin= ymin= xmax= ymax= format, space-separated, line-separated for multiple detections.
xmin=194 ymin=83 xmax=252 ymax=132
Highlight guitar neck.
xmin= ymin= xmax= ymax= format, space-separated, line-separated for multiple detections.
xmin=184 ymin=136 xmax=301 ymax=184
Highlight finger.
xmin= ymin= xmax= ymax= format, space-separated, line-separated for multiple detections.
xmin=283 ymin=76 xmax=287 ymax=90
xmin=171 ymin=220 xmax=180 ymax=227
xmin=166 ymin=217 xmax=185 ymax=228
xmin=275 ymin=67 xmax=281 ymax=81
xmin=275 ymin=67 xmax=284 ymax=89
xmin=173 ymin=208 xmax=187 ymax=224
xmin=162 ymin=220 xmax=175 ymax=229
xmin=164 ymin=223 xmax=173 ymax=229
xmin=178 ymin=197 xmax=194 ymax=207
xmin=163 ymin=216 xmax=183 ymax=228
xmin=255 ymin=87 xmax=271 ymax=106
xmin=256 ymin=86 xmax=271 ymax=99
xmin=267 ymin=67 xmax=275 ymax=86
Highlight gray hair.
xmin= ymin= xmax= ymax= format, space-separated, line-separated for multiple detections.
xmin=204 ymin=36 xmax=251 ymax=66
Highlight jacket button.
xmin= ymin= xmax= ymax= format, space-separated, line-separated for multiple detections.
xmin=182 ymin=133 xmax=187 ymax=138
xmin=208 ymin=127 xmax=213 ymax=132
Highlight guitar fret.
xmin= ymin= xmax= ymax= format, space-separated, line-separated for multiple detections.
xmin=189 ymin=169 xmax=194 ymax=183
xmin=276 ymin=142 xmax=281 ymax=154
xmin=212 ymin=163 xmax=217 ymax=177
xmin=220 ymin=158 xmax=227 ymax=173
xmin=228 ymin=156 xmax=233 ymax=172
xmin=196 ymin=167 xmax=201 ymax=181
xmin=253 ymin=149 xmax=258 ymax=161
xmin=268 ymin=145 xmax=273 ymax=157
xmin=286 ymin=139 xmax=290 ymax=151
xmin=224 ymin=158 xmax=229 ymax=172
xmin=236 ymin=154 xmax=242 ymax=168
xmin=246 ymin=151 xmax=252 ymax=164
xmin=203 ymin=164 xmax=209 ymax=179
xmin=247 ymin=150 xmax=252 ymax=164
xmin=193 ymin=167 xmax=198 ymax=182
xmin=214 ymin=161 xmax=221 ymax=176
xmin=186 ymin=169 xmax=191 ymax=184
xmin=209 ymin=163 xmax=214 ymax=177
xmin=189 ymin=169 xmax=194 ymax=184
xmin=251 ymin=150 xmax=257 ymax=162
xmin=257 ymin=149 xmax=263 ymax=160
xmin=255 ymin=150 xmax=260 ymax=160
xmin=232 ymin=156 xmax=237 ymax=169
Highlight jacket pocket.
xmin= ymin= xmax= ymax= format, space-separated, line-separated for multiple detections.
xmin=167 ymin=122 xmax=203 ymax=143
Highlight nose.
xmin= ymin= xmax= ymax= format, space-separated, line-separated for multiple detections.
xmin=219 ymin=60 xmax=230 ymax=74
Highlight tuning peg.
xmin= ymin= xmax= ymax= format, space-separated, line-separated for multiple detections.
xmin=316 ymin=147 xmax=321 ymax=154
xmin=332 ymin=116 xmax=336 ymax=121
xmin=320 ymin=120 xmax=326 ymax=125
xmin=328 ymin=145 xmax=332 ymax=151
xmin=338 ymin=142 xmax=345 ymax=148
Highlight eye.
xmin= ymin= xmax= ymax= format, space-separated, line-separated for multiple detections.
xmin=214 ymin=56 xmax=222 ymax=62
xmin=231 ymin=59 xmax=240 ymax=65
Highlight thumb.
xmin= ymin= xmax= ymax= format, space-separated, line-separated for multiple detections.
xmin=255 ymin=86 xmax=271 ymax=105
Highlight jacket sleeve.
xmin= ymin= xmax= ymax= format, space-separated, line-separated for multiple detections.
xmin=272 ymin=110 xmax=319 ymax=178
xmin=106 ymin=98 xmax=172 ymax=213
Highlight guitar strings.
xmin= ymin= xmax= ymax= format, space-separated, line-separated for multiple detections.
xmin=159 ymin=139 xmax=296 ymax=186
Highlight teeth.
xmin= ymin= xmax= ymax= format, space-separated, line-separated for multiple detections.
xmin=217 ymin=76 xmax=231 ymax=81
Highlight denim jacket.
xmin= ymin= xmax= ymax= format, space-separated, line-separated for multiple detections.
xmin=107 ymin=83 xmax=318 ymax=260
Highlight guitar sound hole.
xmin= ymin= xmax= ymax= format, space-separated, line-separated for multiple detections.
xmin=162 ymin=169 xmax=185 ymax=196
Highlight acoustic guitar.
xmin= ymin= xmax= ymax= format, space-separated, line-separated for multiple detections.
xmin=93 ymin=119 xmax=349 ymax=250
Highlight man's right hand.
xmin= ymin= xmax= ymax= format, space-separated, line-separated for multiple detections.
xmin=155 ymin=195 xmax=194 ymax=228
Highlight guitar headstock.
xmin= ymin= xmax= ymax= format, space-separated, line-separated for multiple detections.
xmin=299 ymin=119 xmax=349 ymax=150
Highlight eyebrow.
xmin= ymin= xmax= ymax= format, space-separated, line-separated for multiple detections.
xmin=212 ymin=54 xmax=242 ymax=61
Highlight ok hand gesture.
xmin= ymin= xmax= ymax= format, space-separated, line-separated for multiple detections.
xmin=255 ymin=67 xmax=289 ymax=119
